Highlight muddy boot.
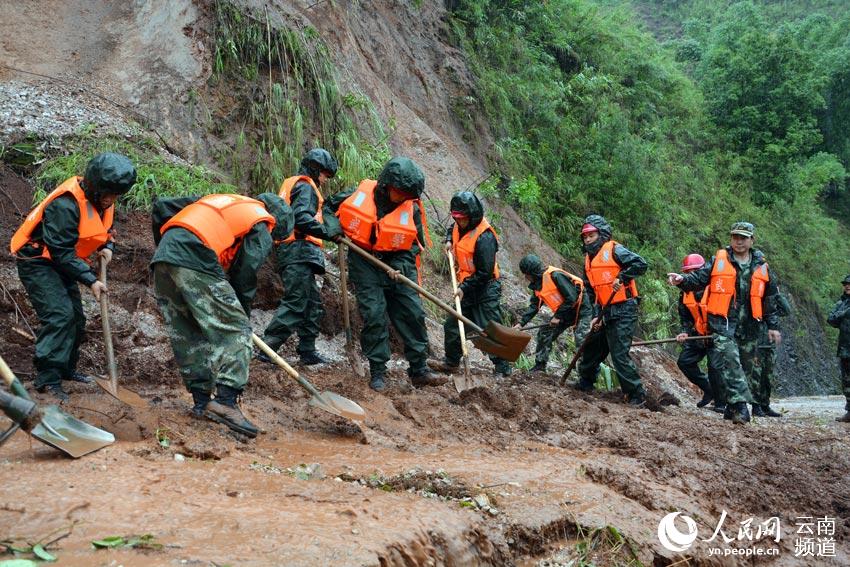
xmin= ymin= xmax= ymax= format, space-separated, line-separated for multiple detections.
xmin=64 ymin=371 xmax=95 ymax=384
xmin=411 ymin=371 xmax=448 ymax=388
xmin=205 ymin=385 xmax=258 ymax=438
xmin=696 ymin=389 xmax=713 ymax=408
xmin=627 ymin=393 xmax=646 ymax=408
xmin=369 ymin=372 xmax=387 ymax=392
xmin=530 ymin=361 xmax=548 ymax=373
xmin=37 ymin=383 xmax=69 ymax=404
xmin=493 ymin=361 xmax=512 ymax=377
xmin=428 ymin=359 xmax=460 ymax=374
xmin=751 ymin=404 xmax=766 ymax=418
xmin=572 ymin=379 xmax=595 ymax=392
xmin=189 ymin=389 xmax=211 ymax=419
xmin=731 ymin=402 xmax=751 ymax=425
xmin=299 ymin=351 xmax=328 ymax=366
xmin=722 ymin=405 xmax=733 ymax=420
xmin=711 ymin=402 xmax=726 ymax=414
xmin=836 ymin=411 xmax=850 ymax=423
xmin=761 ymin=405 xmax=781 ymax=418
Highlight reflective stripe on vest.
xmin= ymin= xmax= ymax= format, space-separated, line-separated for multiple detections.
xmin=703 ymin=249 xmax=737 ymax=317
xmin=584 ymin=240 xmax=638 ymax=305
xmin=451 ymin=217 xmax=500 ymax=284
xmin=161 ymin=194 xmax=275 ymax=270
xmin=535 ymin=266 xmax=584 ymax=326
xmin=750 ymin=262 xmax=770 ymax=321
xmin=337 ymin=180 xmax=422 ymax=252
xmin=278 ymin=175 xmax=323 ymax=248
xmin=10 ymin=176 xmax=114 ymax=262
xmin=682 ymin=291 xmax=709 ymax=336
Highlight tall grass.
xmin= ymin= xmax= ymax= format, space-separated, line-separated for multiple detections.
xmin=211 ymin=1 xmax=390 ymax=195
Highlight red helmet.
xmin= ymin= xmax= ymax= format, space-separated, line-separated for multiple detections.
xmin=682 ymin=253 xmax=706 ymax=272
xmin=580 ymin=223 xmax=598 ymax=235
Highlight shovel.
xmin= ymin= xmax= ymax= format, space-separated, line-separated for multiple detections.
xmin=338 ymin=242 xmax=366 ymax=378
xmin=446 ymin=250 xmax=480 ymax=392
xmin=342 ymin=237 xmax=530 ymax=362
xmin=93 ymin=259 xmax=146 ymax=408
xmin=0 ymin=355 xmax=115 ymax=458
xmin=252 ymin=334 xmax=365 ymax=421
xmin=632 ymin=335 xmax=715 ymax=347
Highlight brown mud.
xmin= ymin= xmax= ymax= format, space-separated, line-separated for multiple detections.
xmin=1 ymin=172 xmax=849 ymax=566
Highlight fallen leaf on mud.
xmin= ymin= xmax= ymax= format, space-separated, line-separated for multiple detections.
xmin=31 ymin=544 xmax=55 ymax=562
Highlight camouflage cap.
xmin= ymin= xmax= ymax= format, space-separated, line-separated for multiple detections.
xmin=842 ymin=274 xmax=850 ymax=285
xmin=730 ymin=221 xmax=754 ymax=238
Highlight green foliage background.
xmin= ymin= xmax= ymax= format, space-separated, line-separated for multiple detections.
xmin=447 ymin=0 xmax=850 ymax=339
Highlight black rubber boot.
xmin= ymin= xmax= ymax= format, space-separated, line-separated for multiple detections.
xmin=299 ymin=351 xmax=329 ymax=366
xmin=722 ymin=405 xmax=734 ymax=420
xmin=37 ymin=383 xmax=69 ymax=403
xmin=190 ymin=389 xmax=211 ymax=419
xmin=573 ymin=379 xmax=595 ymax=392
xmin=205 ymin=385 xmax=258 ymax=438
xmin=731 ymin=402 xmax=751 ymax=424
xmin=411 ymin=371 xmax=448 ymax=388
xmin=64 ymin=371 xmax=95 ymax=384
xmin=751 ymin=404 xmax=766 ymax=418
xmin=627 ymin=393 xmax=646 ymax=408
xmin=711 ymin=403 xmax=726 ymax=414
xmin=493 ymin=361 xmax=512 ymax=377
xmin=530 ymin=362 xmax=548 ymax=373
xmin=369 ymin=372 xmax=387 ymax=392
xmin=696 ymin=390 xmax=713 ymax=408
xmin=762 ymin=405 xmax=781 ymax=418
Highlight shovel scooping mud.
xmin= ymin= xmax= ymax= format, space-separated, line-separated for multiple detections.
xmin=93 ymin=258 xmax=146 ymax=407
xmin=341 ymin=237 xmax=531 ymax=362
xmin=252 ymin=334 xmax=365 ymax=421
xmin=0 ymin=355 xmax=115 ymax=458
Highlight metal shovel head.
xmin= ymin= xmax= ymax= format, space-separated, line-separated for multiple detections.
xmin=469 ymin=321 xmax=531 ymax=362
xmin=453 ymin=373 xmax=489 ymax=393
xmin=32 ymin=405 xmax=115 ymax=458
xmin=94 ymin=377 xmax=147 ymax=408
xmin=309 ymin=391 xmax=366 ymax=422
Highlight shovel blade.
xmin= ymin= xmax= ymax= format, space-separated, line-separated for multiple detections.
xmin=309 ymin=391 xmax=366 ymax=421
xmin=94 ymin=377 xmax=147 ymax=408
xmin=31 ymin=405 xmax=115 ymax=458
xmin=469 ymin=321 xmax=531 ymax=362
xmin=453 ymin=373 xmax=489 ymax=393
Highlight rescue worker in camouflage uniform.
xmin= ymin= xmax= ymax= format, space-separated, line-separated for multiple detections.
xmin=745 ymin=291 xmax=791 ymax=416
xmin=323 ymin=157 xmax=446 ymax=392
xmin=668 ymin=222 xmax=780 ymax=424
xmin=434 ymin=191 xmax=512 ymax=377
xmin=719 ymin=223 xmax=783 ymax=418
xmin=11 ymin=153 xmax=136 ymax=403
xmin=575 ymin=215 xmax=648 ymax=406
xmin=674 ymin=253 xmax=723 ymax=410
xmin=829 ymin=275 xmax=850 ymax=422
xmin=514 ymin=254 xmax=592 ymax=373
xmin=151 ymin=192 xmax=292 ymax=437
xmin=259 ymin=149 xmax=339 ymax=365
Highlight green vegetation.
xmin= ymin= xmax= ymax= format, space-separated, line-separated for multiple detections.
xmin=209 ymin=0 xmax=391 ymax=195
xmin=448 ymin=0 xmax=850 ymax=339
xmin=2 ymin=134 xmax=235 ymax=210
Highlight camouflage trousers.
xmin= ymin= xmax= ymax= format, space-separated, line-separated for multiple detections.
xmin=153 ymin=263 xmax=251 ymax=393
xmin=263 ymin=261 xmax=322 ymax=355
xmin=707 ymin=334 xmax=753 ymax=405
xmin=738 ymin=333 xmax=776 ymax=407
xmin=841 ymin=358 xmax=850 ymax=410
xmin=534 ymin=314 xmax=592 ymax=367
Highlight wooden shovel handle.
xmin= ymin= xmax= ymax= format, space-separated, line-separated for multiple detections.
xmin=339 ymin=243 xmax=352 ymax=338
xmin=342 ymin=237 xmax=485 ymax=334
xmin=98 ymin=258 xmax=119 ymax=387
xmin=251 ymin=334 xmax=323 ymax=398
xmin=0 ymin=355 xmax=32 ymax=400
xmin=559 ymin=290 xmax=617 ymax=385
xmin=445 ymin=251 xmax=470 ymax=359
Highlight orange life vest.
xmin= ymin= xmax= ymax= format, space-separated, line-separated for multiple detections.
xmin=535 ymin=266 xmax=584 ymax=325
xmin=10 ymin=176 xmax=114 ymax=262
xmin=702 ymin=249 xmax=770 ymax=321
xmin=682 ymin=291 xmax=709 ymax=336
xmin=337 ymin=180 xmax=430 ymax=252
xmin=452 ymin=217 xmax=500 ymax=284
xmin=750 ymin=262 xmax=770 ymax=321
xmin=584 ymin=240 xmax=638 ymax=305
xmin=161 ymin=194 xmax=275 ymax=270
xmin=278 ymin=175 xmax=323 ymax=248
